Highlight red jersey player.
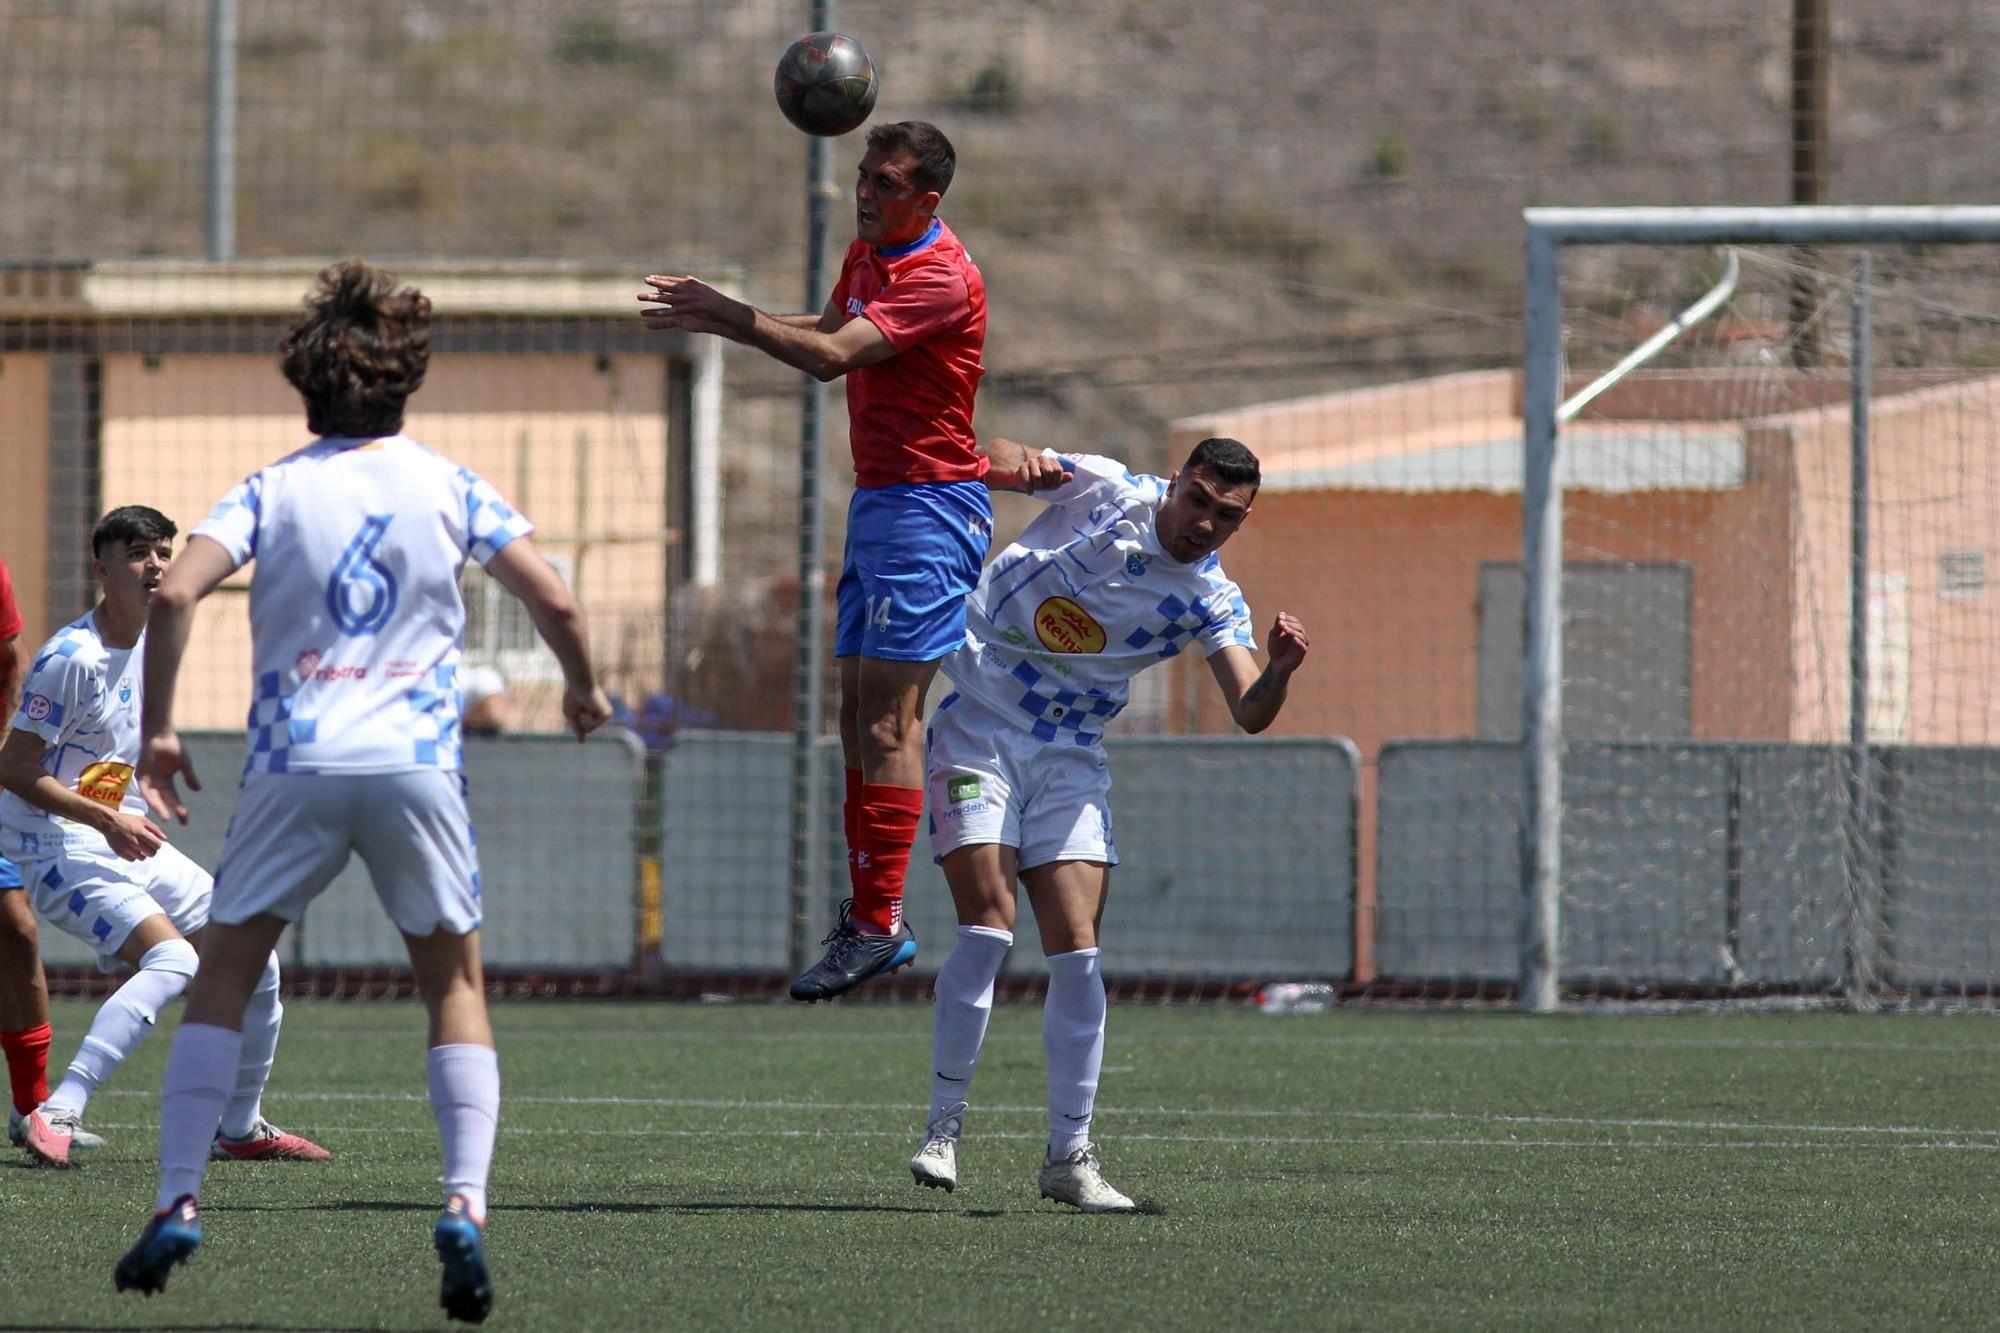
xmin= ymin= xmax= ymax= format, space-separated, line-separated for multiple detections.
xmin=640 ymin=121 xmax=996 ymax=999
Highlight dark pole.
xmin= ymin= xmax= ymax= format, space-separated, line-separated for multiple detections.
xmin=788 ymin=0 xmax=837 ymax=975
xmin=1789 ymin=0 xmax=1830 ymax=366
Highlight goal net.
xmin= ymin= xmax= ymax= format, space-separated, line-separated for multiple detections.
xmin=1377 ymin=208 xmax=2000 ymax=1007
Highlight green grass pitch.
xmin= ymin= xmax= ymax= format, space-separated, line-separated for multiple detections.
xmin=4 ymin=999 xmax=1998 ymax=1331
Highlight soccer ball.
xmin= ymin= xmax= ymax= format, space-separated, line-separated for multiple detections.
xmin=774 ymin=32 xmax=879 ymax=137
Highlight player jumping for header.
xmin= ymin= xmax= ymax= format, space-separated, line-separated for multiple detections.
xmin=907 ymin=436 xmax=1308 ymax=1210
xmin=640 ymin=120 xmax=990 ymax=1001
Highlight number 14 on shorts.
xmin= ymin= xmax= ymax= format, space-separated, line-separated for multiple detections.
xmin=865 ymin=595 xmax=893 ymax=631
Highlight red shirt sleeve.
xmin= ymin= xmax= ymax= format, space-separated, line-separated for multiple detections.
xmin=0 ymin=557 xmax=22 ymax=643
xmin=860 ymin=257 xmax=971 ymax=352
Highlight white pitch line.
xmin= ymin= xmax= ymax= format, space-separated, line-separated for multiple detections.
xmin=87 ymin=1088 xmax=2000 ymax=1141
xmin=276 ymin=1026 xmax=2000 ymax=1056
xmin=72 ymin=1121 xmax=2000 ymax=1153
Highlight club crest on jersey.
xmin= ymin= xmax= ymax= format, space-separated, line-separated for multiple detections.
xmin=118 ymin=681 xmax=133 ymax=704
xmin=1124 ymin=553 xmax=1148 ymax=578
xmin=1034 ymin=596 xmax=1107 ymax=655
xmin=76 ymin=761 xmax=134 ymax=808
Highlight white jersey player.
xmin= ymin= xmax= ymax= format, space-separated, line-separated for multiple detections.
xmin=116 ymin=261 xmax=612 ymax=1325
xmin=0 ymin=506 xmax=326 ymax=1167
xmin=908 ymin=436 xmax=1310 ymax=1211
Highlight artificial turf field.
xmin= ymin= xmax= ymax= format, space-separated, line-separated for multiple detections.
xmin=4 ymin=1000 xmax=1998 ymax=1332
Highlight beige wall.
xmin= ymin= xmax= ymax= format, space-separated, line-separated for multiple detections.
xmin=0 ymin=353 xmax=50 ymax=645
xmin=1788 ymin=376 xmax=2000 ymax=744
xmin=100 ymin=352 xmax=672 ymax=731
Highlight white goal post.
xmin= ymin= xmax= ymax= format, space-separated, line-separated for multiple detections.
xmin=1519 ymin=206 xmax=2000 ymax=1012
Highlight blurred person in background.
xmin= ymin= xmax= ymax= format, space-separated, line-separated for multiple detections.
xmin=458 ymin=665 xmax=510 ymax=738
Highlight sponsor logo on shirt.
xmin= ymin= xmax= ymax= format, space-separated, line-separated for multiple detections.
xmin=295 ymin=649 xmax=368 ymax=683
xmin=1034 ymin=596 xmax=1107 ymax=654
xmin=387 ymin=659 xmax=424 ymax=679
xmin=76 ymin=761 xmax=134 ymax=808
xmin=23 ymin=693 xmax=51 ymax=722
xmin=947 ymin=776 xmax=982 ymax=804
xmin=846 ymin=296 xmax=866 ymax=316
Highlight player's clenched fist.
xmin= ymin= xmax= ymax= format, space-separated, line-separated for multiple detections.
xmin=1267 ymin=612 xmax=1309 ymax=675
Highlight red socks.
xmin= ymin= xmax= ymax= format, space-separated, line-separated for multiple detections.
xmin=843 ymin=768 xmax=864 ymax=892
xmin=851 ymin=782 xmax=924 ymax=935
xmin=1 ymin=1022 xmax=50 ymax=1115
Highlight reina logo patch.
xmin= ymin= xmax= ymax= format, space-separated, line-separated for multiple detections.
xmin=947 ymin=776 xmax=982 ymax=804
xmin=76 ymin=761 xmax=135 ymax=808
xmin=1034 ymin=596 xmax=1107 ymax=654
xmin=24 ymin=693 xmax=52 ymax=722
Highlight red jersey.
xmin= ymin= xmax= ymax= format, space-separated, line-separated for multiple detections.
xmin=0 ymin=556 xmax=20 ymax=643
xmin=831 ymin=218 xmax=989 ymax=488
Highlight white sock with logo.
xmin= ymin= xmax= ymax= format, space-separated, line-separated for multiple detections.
xmin=929 ymin=925 xmax=1013 ymax=1123
xmin=43 ymin=936 xmax=197 ymax=1119
xmin=1043 ymin=947 xmax=1105 ymax=1160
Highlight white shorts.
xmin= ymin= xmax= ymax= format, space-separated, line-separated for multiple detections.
xmin=213 ymin=770 xmax=482 ymax=937
xmin=23 ymin=838 xmax=212 ymax=971
xmin=925 ymin=691 xmax=1119 ymax=870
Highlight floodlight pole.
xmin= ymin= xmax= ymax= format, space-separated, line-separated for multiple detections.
xmin=204 ymin=0 xmax=237 ymax=261
xmin=788 ymin=0 xmax=837 ymax=976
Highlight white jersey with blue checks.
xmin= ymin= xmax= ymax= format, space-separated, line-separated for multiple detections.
xmin=193 ymin=434 xmax=533 ymax=777
xmin=943 ymin=452 xmax=1257 ymax=745
xmin=0 ymin=612 xmax=149 ymax=860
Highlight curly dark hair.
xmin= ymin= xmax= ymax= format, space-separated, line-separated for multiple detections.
xmin=281 ymin=260 xmax=431 ymax=438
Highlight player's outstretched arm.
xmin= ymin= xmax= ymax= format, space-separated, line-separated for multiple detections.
xmin=482 ymin=536 xmax=613 ymax=742
xmin=978 ymin=437 xmax=1074 ymax=494
xmin=139 ymin=533 xmax=237 ymax=823
xmin=1208 ymin=612 xmax=1311 ymax=735
xmin=638 ymin=276 xmax=898 ymax=382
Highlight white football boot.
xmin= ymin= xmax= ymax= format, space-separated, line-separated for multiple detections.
xmin=10 ymin=1105 xmax=105 ymax=1153
xmin=1038 ymin=1143 xmax=1136 ymax=1213
xmin=910 ymin=1101 xmax=965 ymax=1193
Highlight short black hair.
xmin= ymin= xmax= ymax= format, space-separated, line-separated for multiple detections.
xmin=1183 ymin=437 xmax=1261 ymax=494
xmin=92 ymin=505 xmax=177 ymax=559
xmin=865 ymin=120 xmax=956 ymax=197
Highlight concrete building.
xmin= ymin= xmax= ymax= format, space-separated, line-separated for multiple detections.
xmin=0 ymin=258 xmax=726 ymax=731
xmin=1167 ymin=365 xmax=2000 ymax=976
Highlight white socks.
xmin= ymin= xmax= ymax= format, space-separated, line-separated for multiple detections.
xmin=428 ymin=1044 xmax=500 ymax=1222
xmin=1043 ymin=947 xmax=1106 ymax=1160
xmin=221 ymin=953 xmax=284 ymax=1139
xmin=928 ymin=926 xmax=1013 ymax=1122
xmin=154 ymin=1022 xmax=240 ymax=1210
xmin=44 ymin=937 xmax=197 ymax=1119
